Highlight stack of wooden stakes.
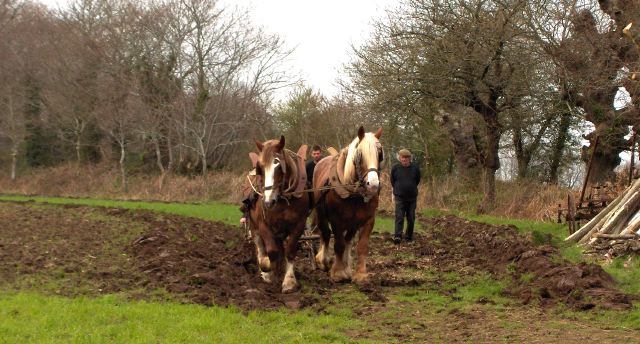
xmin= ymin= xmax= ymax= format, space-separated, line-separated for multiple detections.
xmin=566 ymin=177 xmax=640 ymax=255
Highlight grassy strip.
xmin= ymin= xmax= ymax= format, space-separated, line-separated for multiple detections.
xmin=0 ymin=292 xmax=365 ymax=344
xmin=0 ymin=194 xmax=399 ymax=233
xmin=0 ymin=195 xmax=243 ymax=226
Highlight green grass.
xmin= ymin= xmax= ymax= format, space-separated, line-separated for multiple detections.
xmin=391 ymin=270 xmax=510 ymax=312
xmin=0 ymin=195 xmax=241 ymax=225
xmin=519 ymin=272 xmax=535 ymax=283
xmin=554 ymin=303 xmax=640 ymax=331
xmin=454 ymin=273 xmax=510 ymax=306
xmin=0 ymin=292 xmax=365 ymax=344
xmin=604 ymin=255 xmax=640 ymax=295
xmin=373 ymin=216 xmax=395 ymax=233
xmin=0 ymin=194 xmax=406 ymax=234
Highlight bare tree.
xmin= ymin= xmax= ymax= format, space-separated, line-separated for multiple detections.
xmin=41 ymin=11 xmax=102 ymax=165
xmin=348 ymin=0 xmax=536 ymax=212
xmin=170 ymin=0 xmax=291 ymax=175
xmin=0 ymin=1 xmax=53 ymax=179
xmin=0 ymin=0 xmax=22 ymax=180
xmin=528 ymin=0 xmax=640 ymax=183
xmin=0 ymin=88 xmax=25 ymax=181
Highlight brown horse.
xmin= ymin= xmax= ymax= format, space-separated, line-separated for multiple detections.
xmin=248 ymin=136 xmax=310 ymax=293
xmin=313 ymin=126 xmax=383 ymax=284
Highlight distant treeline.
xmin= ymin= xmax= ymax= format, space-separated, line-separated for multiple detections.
xmin=1 ymin=0 xmax=640 ymax=212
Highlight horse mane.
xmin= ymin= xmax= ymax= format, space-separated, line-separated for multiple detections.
xmin=258 ymin=139 xmax=280 ymax=168
xmin=343 ymin=132 xmax=379 ymax=183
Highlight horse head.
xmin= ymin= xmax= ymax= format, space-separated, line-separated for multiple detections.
xmin=255 ymin=135 xmax=287 ymax=209
xmin=345 ymin=126 xmax=383 ymax=196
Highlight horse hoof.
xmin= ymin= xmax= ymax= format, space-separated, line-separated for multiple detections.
xmin=315 ymin=255 xmax=330 ymax=271
xmin=282 ymin=279 xmax=299 ymax=294
xmin=259 ymin=257 xmax=271 ymax=272
xmin=260 ymin=271 xmax=273 ymax=283
xmin=353 ymin=272 xmax=370 ymax=285
xmin=330 ymin=269 xmax=352 ymax=283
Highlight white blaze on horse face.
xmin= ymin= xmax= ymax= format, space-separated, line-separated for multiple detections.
xmin=366 ymin=169 xmax=379 ymax=190
xmin=365 ymin=137 xmax=381 ymax=192
xmin=263 ymin=157 xmax=280 ymax=203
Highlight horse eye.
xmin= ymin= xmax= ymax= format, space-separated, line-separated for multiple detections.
xmin=273 ymin=158 xmax=280 ymax=165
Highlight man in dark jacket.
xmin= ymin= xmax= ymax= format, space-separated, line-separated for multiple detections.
xmin=391 ymin=149 xmax=421 ymax=244
xmin=306 ymin=144 xmax=322 ymax=187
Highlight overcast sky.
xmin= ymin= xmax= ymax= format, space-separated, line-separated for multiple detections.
xmin=38 ymin=0 xmax=395 ymax=98
xmin=223 ymin=0 xmax=394 ymax=97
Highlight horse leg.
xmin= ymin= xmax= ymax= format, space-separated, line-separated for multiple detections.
xmin=257 ymin=223 xmax=279 ymax=283
xmin=253 ymin=233 xmax=273 ymax=283
xmin=314 ymin=206 xmax=332 ymax=271
xmin=343 ymin=240 xmax=353 ymax=278
xmin=353 ymin=217 xmax=375 ymax=285
xmin=282 ymin=222 xmax=305 ymax=293
xmin=343 ymin=228 xmax=359 ymax=280
xmin=330 ymin=225 xmax=351 ymax=282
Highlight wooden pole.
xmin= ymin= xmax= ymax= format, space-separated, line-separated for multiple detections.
xmin=630 ymin=129 xmax=636 ymax=186
xmin=580 ymin=136 xmax=599 ymax=205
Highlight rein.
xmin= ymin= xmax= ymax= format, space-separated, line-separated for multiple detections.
xmin=247 ymin=142 xmax=381 ymax=202
xmin=247 ymin=173 xmax=361 ymax=198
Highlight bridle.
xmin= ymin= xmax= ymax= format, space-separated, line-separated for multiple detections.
xmin=255 ymin=152 xmax=291 ymax=205
xmin=352 ymin=143 xmax=384 ymax=187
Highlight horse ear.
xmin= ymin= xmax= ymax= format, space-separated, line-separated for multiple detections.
xmin=276 ymin=135 xmax=285 ymax=151
xmin=248 ymin=152 xmax=259 ymax=167
xmin=374 ymin=127 xmax=382 ymax=139
xmin=297 ymin=144 xmax=308 ymax=160
xmin=255 ymin=140 xmax=264 ymax=152
xmin=357 ymin=126 xmax=365 ymax=141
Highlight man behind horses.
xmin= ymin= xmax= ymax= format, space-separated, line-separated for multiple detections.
xmin=391 ymin=149 xmax=421 ymax=244
xmin=306 ymin=144 xmax=322 ymax=187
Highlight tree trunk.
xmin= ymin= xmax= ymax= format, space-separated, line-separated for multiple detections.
xmin=513 ymin=113 xmax=554 ymax=180
xmin=119 ymin=143 xmax=127 ymax=192
xmin=436 ymin=108 xmax=482 ymax=185
xmin=10 ymin=146 xmax=17 ymax=181
xmin=480 ymin=166 xmax=497 ymax=213
xmin=516 ymin=156 xmax=530 ymax=180
xmin=549 ymin=111 xmax=571 ymax=184
xmin=581 ymin=122 xmax=627 ymax=184
xmin=201 ymin=152 xmax=207 ymax=176
xmin=153 ymin=136 xmax=166 ymax=190
xmin=75 ymin=135 xmax=82 ymax=165
xmin=166 ymin=134 xmax=174 ymax=175
xmin=512 ymin=117 xmax=528 ymax=179
xmin=478 ymin=116 xmax=501 ymax=213
xmin=579 ymin=95 xmax=629 ymax=184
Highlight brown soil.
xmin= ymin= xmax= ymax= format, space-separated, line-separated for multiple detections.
xmin=415 ymin=215 xmax=633 ymax=310
xmin=0 ymin=201 xmax=633 ymax=313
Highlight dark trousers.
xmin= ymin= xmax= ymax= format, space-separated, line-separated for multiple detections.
xmin=394 ymin=198 xmax=416 ymax=240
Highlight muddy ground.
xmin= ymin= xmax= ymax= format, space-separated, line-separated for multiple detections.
xmin=0 ymin=201 xmax=638 ymax=342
